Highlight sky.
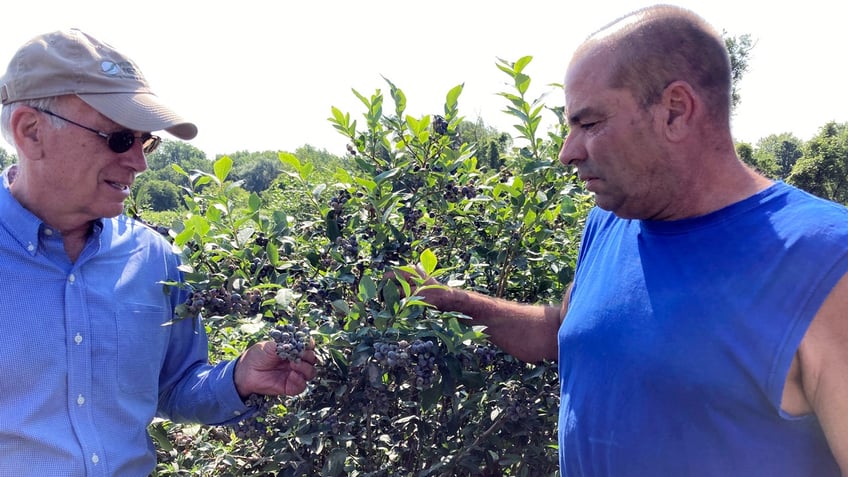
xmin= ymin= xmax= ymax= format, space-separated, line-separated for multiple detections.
xmin=0 ymin=0 xmax=846 ymax=160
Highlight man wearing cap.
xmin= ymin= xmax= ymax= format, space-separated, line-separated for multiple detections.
xmin=0 ymin=29 xmax=317 ymax=476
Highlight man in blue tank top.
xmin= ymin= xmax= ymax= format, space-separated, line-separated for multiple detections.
xmin=401 ymin=4 xmax=848 ymax=476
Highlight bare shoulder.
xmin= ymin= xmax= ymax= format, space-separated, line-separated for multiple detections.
xmin=792 ymin=271 xmax=848 ymax=470
xmin=800 ymin=271 xmax=848 ymax=377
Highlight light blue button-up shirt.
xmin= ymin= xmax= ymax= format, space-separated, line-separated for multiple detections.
xmin=0 ymin=175 xmax=251 ymax=476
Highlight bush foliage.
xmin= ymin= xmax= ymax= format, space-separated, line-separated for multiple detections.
xmin=148 ymin=56 xmax=592 ymax=477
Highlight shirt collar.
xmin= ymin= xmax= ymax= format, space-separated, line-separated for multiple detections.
xmin=0 ymin=167 xmax=104 ymax=255
xmin=0 ymin=170 xmax=44 ymax=256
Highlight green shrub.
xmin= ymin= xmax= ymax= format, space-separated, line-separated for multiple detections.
xmin=149 ymin=56 xmax=592 ymax=477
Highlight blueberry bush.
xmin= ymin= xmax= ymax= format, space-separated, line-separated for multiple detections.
xmin=149 ymin=56 xmax=592 ymax=477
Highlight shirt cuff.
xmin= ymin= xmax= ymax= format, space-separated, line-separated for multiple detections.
xmin=216 ymin=359 xmax=255 ymax=420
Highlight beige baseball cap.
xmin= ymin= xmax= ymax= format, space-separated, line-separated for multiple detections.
xmin=0 ymin=28 xmax=197 ymax=140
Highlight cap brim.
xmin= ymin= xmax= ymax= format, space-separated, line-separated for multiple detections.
xmin=78 ymin=92 xmax=198 ymax=140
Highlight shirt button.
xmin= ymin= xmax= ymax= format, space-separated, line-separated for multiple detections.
xmin=44 ymin=228 xmax=53 ymax=236
xmin=77 ymin=394 xmax=85 ymax=406
xmin=68 ymin=274 xmax=76 ymax=284
xmin=74 ymin=333 xmax=83 ymax=345
xmin=26 ymin=243 xmax=34 ymax=252
xmin=91 ymin=453 xmax=99 ymax=464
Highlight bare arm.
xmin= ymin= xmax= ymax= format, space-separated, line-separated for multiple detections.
xmin=414 ymin=280 xmax=571 ymax=363
xmin=788 ymin=272 xmax=848 ymax=474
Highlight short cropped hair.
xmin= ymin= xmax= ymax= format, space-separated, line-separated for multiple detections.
xmin=581 ymin=5 xmax=732 ymax=122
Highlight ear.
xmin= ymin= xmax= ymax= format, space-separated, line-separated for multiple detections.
xmin=659 ymin=80 xmax=697 ymax=142
xmin=9 ymin=106 xmax=47 ymax=159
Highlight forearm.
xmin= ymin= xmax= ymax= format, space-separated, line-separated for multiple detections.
xmin=427 ymin=286 xmax=561 ymax=363
xmin=157 ymin=316 xmax=251 ymax=425
xmin=158 ymin=359 xmax=252 ymax=425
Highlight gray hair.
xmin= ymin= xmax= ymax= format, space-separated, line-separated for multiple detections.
xmin=1 ymin=97 xmax=65 ymax=147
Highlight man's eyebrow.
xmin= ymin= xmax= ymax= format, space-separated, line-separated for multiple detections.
xmin=567 ymin=106 xmax=597 ymax=125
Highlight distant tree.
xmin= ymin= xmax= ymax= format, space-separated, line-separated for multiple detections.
xmin=0 ymin=148 xmax=14 ymax=169
xmin=138 ymin=179 xmax=182 ymax=211
xmin=293 ymin=144 xmax=347 ymax=180
xmin=134 ymin=140 xmax=211 ymax=197
xmin=146 ymin=140 xmax=209 ymax=172
xmin=754 ymin=133 xmax=803 ymax=179
xmin=736 ymin=142 xmax=755 ymax=166
xmin=236 ymin=156 xmax=283 ymax=193
xmin=224 ymin=151 xmax=282 ymax=193
xmin=456 ymin=118 xmax=511 ymax=170
xmin=787 ymin=122 xmax=848 ymax=203
xmin=485 ymin=141 xmax=502 ymax=170
xmin=260 ymin=146 xmax=347 ymax=216
xmin=746 ymin=133 xmax=800 ymax=179
xmin=724 ymin=32 xmax=755 ymax=113
xmin=775 ymin=139 xmax=803 ymax=177
xmin=737 ymin=140 xmax=780 ymax=177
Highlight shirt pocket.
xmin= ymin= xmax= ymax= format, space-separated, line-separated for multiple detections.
xmin=116 ymin=304 xmax=171 ymax=394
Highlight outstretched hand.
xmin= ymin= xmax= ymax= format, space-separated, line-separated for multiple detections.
xmin=233 ymin=340 xmax=318 ymax=399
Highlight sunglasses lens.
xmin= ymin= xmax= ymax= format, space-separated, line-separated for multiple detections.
xmin=107 ymin=131 xmax=135 ymax=153
xmin=142 ymin=134 xmax=161 ymax=154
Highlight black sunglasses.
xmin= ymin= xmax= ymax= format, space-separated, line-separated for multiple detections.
xmin=36 ymin=108 xmax=161 ymax=154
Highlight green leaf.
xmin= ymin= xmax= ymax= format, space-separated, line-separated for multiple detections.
xmin=325 ymin=211 xmax=340 ymax=242
xmin=170 ymin=163 xmax=188 ymax=177
xmin=515 ymin=73 xmax=531 ymax=95
xmin=267 ymin=241 xmax=280 ymax=266
xmin=514 ymin=55 xmax=533 ymax=73
xmin=148 ymin=422 xmax=173 ymax=452
xmin=420 ymin=384 xmax=442 ymax=411
xmin=213 ymin=156 xmax=233 ymax=182
xmin=187 ymin=215 xmax=210 ymax=238
xmin=331 ymin=299 xmax=350 ymax=315
xmin=330 ymin=105 xmax=347 ymax=125
xmin=302 ymin=161 xmax=315 ymax=178
xmin=445 ymin=84 xmax=464 ymax=112
xmin=193 ymin=175 xmax=213 ymax=188
xmin=420 ymin=248 xmax=438 ymax=275
xmin=173 ymin=226 xmax=193 ymax=247
xmin=561 ymin=194 xmax=577 ymax=215
xmin=334 ymin=167 xmax=354 ymax=185
xmin=358 ymin=275 xmax=377 ymax=301
xmin=206 ymin=205 xmax=223 ymax=222
xmin=278 ymin=151 xmax=303 ymax=175
xmin=406 ymin=115 xmax=422 ymax=137
xmin=495 ymin=57 xmax=516 ymax=76
xmin=374 ymin=168 xmax=400 ymax=185
xmin=523 ymin=209 xmax=537 ymax=227
xmin=352 ymin=88 xmax=371 ymax=109
xmin=381 ymin=279 xmax=400 ymax=310
xmin=354 ymin=177 xmax=376 ymax=193
xmin=323 ymin=448 xmax=348 ymax=477
xmin=248 ymin=192 xmax=261 ymax=212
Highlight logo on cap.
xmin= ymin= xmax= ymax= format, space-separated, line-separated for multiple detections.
xmin=99 ymin=60 xmax=142 ymax=80
xmin=100 ymin=61 xmax=122 ymax=76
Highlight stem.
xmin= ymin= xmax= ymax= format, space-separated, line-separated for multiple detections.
xmin=438 ymin=412 xmax=507 ymax=477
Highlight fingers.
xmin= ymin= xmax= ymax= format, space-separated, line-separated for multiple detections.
xmin=299 ymin=347 xmax=318 ymax=366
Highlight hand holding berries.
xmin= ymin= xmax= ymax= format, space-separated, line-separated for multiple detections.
xmin=232 ymin=336 xmax=318 ymax=400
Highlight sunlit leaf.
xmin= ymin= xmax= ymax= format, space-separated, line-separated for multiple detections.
xmin=420 ymin=248 xmax=438 ymax=275
xmin=213 ymin=156 xmax=233 ymax=182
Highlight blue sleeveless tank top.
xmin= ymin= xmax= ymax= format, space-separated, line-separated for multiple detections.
xmin=558 ymin=182 xmax=848 ymax=476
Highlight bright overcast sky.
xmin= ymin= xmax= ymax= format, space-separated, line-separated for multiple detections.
xmin=1 ymin=0 xmax=846 ymax=159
